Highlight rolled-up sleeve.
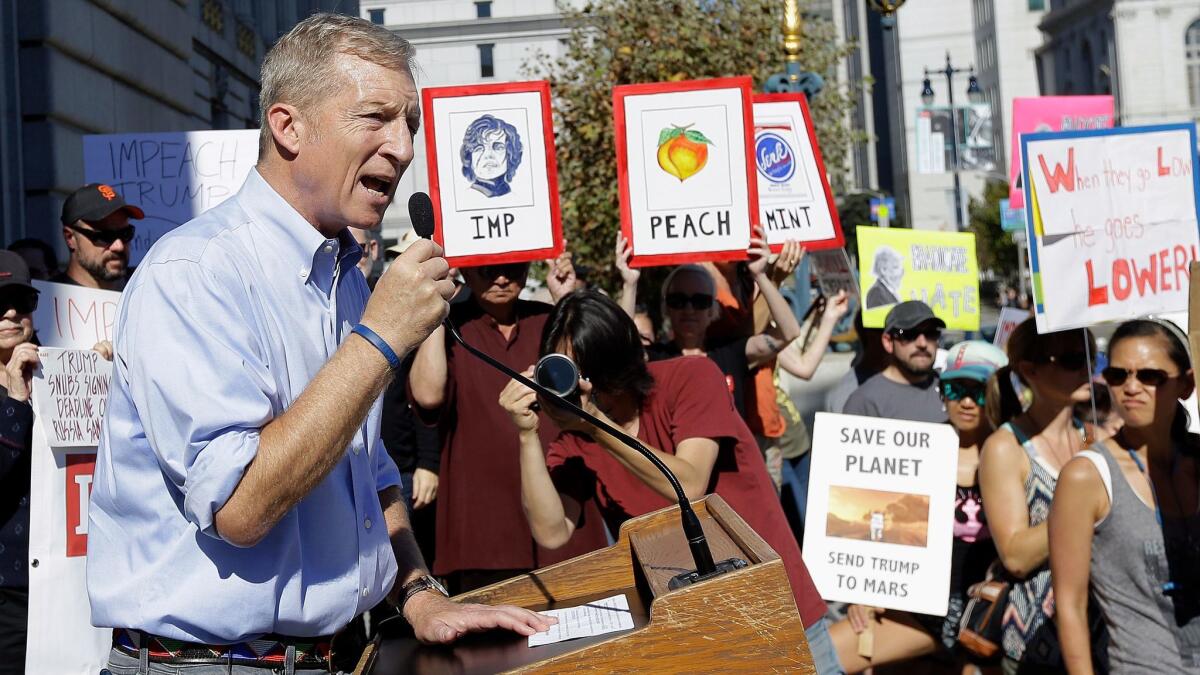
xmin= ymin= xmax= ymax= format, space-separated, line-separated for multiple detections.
xmin=373 ymin=430 xmax=402 ymax=492
xmin=119 ymin=260 xmax=275 ymax=539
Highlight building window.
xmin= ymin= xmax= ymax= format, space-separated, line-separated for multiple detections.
xmin=1188 ymin=19 xmax=1200 ymax=108
xmin=476 ymin=1 xmax=492 ymax=18
xmin=1028 ymin=0 xmax=1044 ymax=10
xmin=478 ymin=43 xmax=495 ymax=78
xmin=368 ymin=8 xmax=385 ymax=24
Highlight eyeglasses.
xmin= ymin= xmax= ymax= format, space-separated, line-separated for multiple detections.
xmin=477 ymin=263 xmax=527 ymax=281
xmin=1037 ymin=351 xmax=1089 ymax=371
xmin=1101 ymin=366 xmax=1178 ymax=387
xmin=664 ymin=293 xmax=714 ymax=311
xmin=0 ymin=290 xmax=38 ymax=315
xmin=66 ymin=222 xmax=136 ymax=247
xmin=941 ymin=380 xmax=986 ymax=405
xmin=888 ymin=327 xmax=941 ymax=343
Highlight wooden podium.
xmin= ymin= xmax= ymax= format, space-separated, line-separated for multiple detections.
xmin=377 ymin=494 xmax=814 ymax=673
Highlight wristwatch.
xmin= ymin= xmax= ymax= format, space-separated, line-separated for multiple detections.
xmin=399 ymin=575 xmax=449 ymax=613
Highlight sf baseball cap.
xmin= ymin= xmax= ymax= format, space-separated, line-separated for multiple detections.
xmin=0 ymin=250 xmax=38 ymax=294
xmin=941 ymin=340 xmax=1008 ymax=382
xmin=61 ymin=183 xmax=145 ymax=226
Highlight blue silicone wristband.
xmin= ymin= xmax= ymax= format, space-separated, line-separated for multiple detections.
xmin=351 ymin=323 xmax=401 ymax=370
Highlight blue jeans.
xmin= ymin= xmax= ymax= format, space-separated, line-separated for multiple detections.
xmin=780 ymin=453 xmax=812 ymax=540
xmin=805 ymin=617 xmax=846 ymax=675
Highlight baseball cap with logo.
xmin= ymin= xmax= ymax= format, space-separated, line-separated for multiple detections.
xmin=0 ymin=250 xmax=38 ymax=294
xmin=941 ymin=340 xmax=1008 ymax=382
xmin=883 ymin=300 xmax=946 ymax=333
xmin=61 ymin=183 xmax=145 ymax=227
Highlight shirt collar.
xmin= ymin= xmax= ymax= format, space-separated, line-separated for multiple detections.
xmin=237 ymin=169 xmax=363 ymax=285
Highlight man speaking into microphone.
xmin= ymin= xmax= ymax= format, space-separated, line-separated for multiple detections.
xmin=86 ymin=13 xmax=552 ymax=675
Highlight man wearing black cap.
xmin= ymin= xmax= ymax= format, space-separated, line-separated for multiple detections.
xmin=54 ymin=183 xmax=143 ymax=291
xmin=843 ymin=300 xmax=948 ymax=424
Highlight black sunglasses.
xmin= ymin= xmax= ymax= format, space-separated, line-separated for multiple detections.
xmin=66 ymin=222 xmax=136 ymax=246
xmin=664 ymin=292 xmax=714 ymax=311
xmin=1037 ymin=351 xmax=1089 ymax=371
xmin=0 ymin=290 xmax=38 ymax=315
xmin=941 ymin=380 xmax=985 ymax=405
xmin=889 ymin=326 xmax=941 ymax=343
xmin=477 ymin=262 xmax=527 ymax=281
xmin=1101 ymin=367 xmax=1178 ymax=388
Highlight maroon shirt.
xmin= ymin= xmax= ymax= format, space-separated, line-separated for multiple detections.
xmin=419 ymin=300 xmax=608 ymax=576
xmin=546 ymin=357 xmax=828 ymax=627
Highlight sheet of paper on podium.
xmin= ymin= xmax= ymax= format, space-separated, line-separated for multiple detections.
xmin=527 ymin=594 xmax=635 ymax=647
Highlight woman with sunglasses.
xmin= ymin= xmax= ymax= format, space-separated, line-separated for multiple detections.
xmin=498 ymin=290 xmax=843 ymax=674
xmin=979 ymin=318 xmax=1101 ymax=674
xmin=1050 ymin=319 xmax=1200 ymax=674
xmin=830 ymin=341 xmax=1005 ymax=674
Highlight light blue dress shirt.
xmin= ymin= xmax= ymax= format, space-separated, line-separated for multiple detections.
xmin=87 ymin=169 xmax=403 ymax=644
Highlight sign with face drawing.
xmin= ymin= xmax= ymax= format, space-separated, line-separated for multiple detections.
xmin=423 ymin=81 xmax=563 ymax=267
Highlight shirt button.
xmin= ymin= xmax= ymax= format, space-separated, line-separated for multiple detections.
xmin=353 ymin=445 xmax=361 ymax=455
xmin=298 ymin=267 xmax=308 ymax=278
xmin=361 ymin=587 xmax=369 ymax=598
xmin=323 ymin=244 xmax=333 ymax=253
xmin=364 ymin=518 xmax=372 ymax=530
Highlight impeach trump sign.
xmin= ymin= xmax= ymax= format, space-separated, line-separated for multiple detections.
xmin=1022 ymin=124 xmax=1200 ymax=332
xmin=857 ymin=227 xmax=981 ymax=331
xmin=803 ymin=413 xmax=958 ymax=615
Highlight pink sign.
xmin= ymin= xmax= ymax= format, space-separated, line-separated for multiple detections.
xmin=1009 ymin=96 xmax=1114 ymax=209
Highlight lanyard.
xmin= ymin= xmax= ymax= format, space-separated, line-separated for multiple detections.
xmin=1124 ymin=447 xmax=1179 ymax=594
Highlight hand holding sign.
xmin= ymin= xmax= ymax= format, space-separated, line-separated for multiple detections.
xmin=5 ymin=342 xmax=39 ymax=402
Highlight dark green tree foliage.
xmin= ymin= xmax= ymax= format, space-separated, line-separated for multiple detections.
xmin=525 ymin=0 xmax=862 ymax=291
xmin=967 ymin=180 xmax=1017 ymax=278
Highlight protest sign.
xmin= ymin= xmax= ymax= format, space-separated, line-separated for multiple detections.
xmin=31 ymin=281 xmax=121 ymax=349
xmin=1021 ymin=123 xmax=1200 ymax=331
xmin=26 ymin=347 xmax=114 ymax=672
xmin=856 ymin=227 xmax=980 ymax=330
xmin=423 ymin=81 xmax=563 ymax=266
xmin=811 ymin=249 xmax=859 ymax=302
xmin=993 ymin=307 xmax=1031 ymax=349
xmin=999 ymin=198 xmax=1025 ymax=233
xmin=751 ymin=94 xmax=843 ymax=251
xmin=31 ymin=348 xmax=112 ymax=447
xmin=614 ymin=77 xmax=757 ymax=267
xmin=803 ymin=413 xmax=958 ymax=615
xmin=83 ymin=130 xmax=258 ymax=265
xmin=1008 ymin=96 xmax=1113 ymax=209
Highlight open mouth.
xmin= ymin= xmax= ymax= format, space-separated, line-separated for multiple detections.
xmin=360 ymin=175 xmax=393 ymax=199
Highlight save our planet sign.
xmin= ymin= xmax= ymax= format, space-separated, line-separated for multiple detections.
xmin=614 ymin=77 xmax=758 ymax=267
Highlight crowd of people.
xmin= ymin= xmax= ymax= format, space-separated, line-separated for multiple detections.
xmin=0 ymin=11 xmax=1196 ymax=675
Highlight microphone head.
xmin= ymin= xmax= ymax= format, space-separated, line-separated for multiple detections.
xmin=408 ymin=192 xmax=435 ymax=239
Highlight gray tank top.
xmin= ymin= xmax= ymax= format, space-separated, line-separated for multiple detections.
xmin=1084 ymin=443 xmax=1200 ymax=673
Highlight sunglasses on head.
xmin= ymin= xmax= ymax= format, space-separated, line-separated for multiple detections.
xmin=0 ymin=290 xmax=38 ymax=315
xmin=1101 ymin=366 xmax=1178 ymax=387
xmin=66 ymin=222 xmax=136 ymax=246
xmin=1036 ymin=351 xmax=1089 ymax=371
xmin=664 ymin=292 xmax=714 ymax=311
xmin=941 ymin=379 xmax=986 ymax=405
xmin=888 ymin=326 xmax=941 ymax=343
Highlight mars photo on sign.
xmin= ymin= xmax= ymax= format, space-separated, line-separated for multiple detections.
xmin=826 ymin=485 xmax=930 ymax=547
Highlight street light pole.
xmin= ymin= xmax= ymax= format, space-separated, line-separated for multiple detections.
xmin=922 ymin=51 xmax=979 ymax=231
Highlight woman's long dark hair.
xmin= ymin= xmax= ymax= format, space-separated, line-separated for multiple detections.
xmin=1108 ymin=319 xmax=1199 ymax=453
xmin=540 ymin=290 xmax=656 ymax=404
xmin=985 ymin=318 xmax=1097 ymax=428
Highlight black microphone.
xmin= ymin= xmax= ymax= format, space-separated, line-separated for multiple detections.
xmin=407 ymin=192 xmax=743 ymax=589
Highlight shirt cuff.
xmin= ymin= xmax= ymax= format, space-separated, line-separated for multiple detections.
xmin=182 ymin=429 xmax=260 ymax=543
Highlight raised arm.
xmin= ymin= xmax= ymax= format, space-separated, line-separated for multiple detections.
xmin=979 ymin=430 xmax=1047 ymax=578
xmin=745 ymin=234 xmax=804 ymax=370
xmin=1049 ymin=457 xmax=1107 ymax=675
xmin=777 ymin=290 xmax=850 ymax=380
xmin=614 ymin=233 xmax=640 ymax=318
xmin=409 ymin=325 xmax=449 ymax=410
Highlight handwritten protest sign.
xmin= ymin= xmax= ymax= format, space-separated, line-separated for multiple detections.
xmin=31 ymin=281 xmax=121 ymax=349
xmin=993 ymin=307 xmax=1031 ymax=349
xmin=31 ymin=348 xmax=112 ymax=447
xmin=1022 ymin=124 xmax=1200 ymax=331
xmin=83 ymin=130 xmax=258 ymax=265
xmin=1008 ymin=96 xmax=1113 ymax=209
xmin=614 ymin=77 xmax=757 ymax=267
xmin=857 ymin=227 xmax=980 ymax=330
xmin=803 ymin=413 xmax=958 ymax=615
xmin=423 ymin=81 xmax=563 ymax=267
xmin=752 ymin=94 xmax=843 ymax=251
xmin=811 ymin=249 xmax=859 ymax=301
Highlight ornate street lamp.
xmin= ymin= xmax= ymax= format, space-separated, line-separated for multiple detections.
xmin=866 ymin=0 xmax=906 ymax=27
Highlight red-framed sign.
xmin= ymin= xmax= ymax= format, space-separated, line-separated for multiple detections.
xmin=752 ymin=93 xmax=845 ymax=252
xmin=422 ymin=80 xmax=564 ymax=267
xmin=613 ymin=77 xmax=759 ymax=267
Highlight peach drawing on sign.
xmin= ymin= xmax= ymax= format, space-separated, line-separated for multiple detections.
xmin=656 ymin=124 xmax=712 ymax=182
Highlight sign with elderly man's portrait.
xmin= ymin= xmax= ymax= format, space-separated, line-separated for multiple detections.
xmin=423 ymin=81 xmax=563 ymax=266
xmin=613 ymin=77 xmax=758 ymax=267
xmin=856 ymin=227 xmax=981 ymax=331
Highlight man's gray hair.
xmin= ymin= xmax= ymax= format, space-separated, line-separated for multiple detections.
xmin=258 ymin=12 xmax=415 ymax=156
xmin=871 ymin=245 xmax=904 ymax=278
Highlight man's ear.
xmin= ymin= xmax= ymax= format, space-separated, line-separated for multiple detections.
xmin=881 ymin=331 xmax=896 ymax=356
xmin=1180 ymin=369 xmax=1195 ymax=402
xmin=62 ymin=226 xmax=77 ymax=253
xmin=266 ymin=102 xmax=304 ymax=157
